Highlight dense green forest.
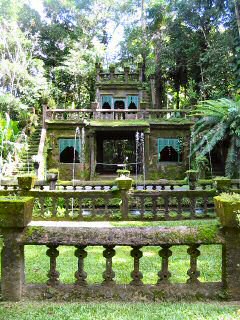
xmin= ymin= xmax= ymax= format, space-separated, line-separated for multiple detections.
xmin=0 ymin=0 xmax=239 ymax=173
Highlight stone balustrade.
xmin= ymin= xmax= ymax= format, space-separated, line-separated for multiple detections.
xmin=44 ymin=108 xmax=190 ymax=122
xmin=0 ymin=188 xmax=217 ymax=220
xmin=1 ymin=191 xmax=240 ymax=302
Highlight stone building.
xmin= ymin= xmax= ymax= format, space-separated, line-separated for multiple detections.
xmin=44 ymin=63 xmax=193 ymax=181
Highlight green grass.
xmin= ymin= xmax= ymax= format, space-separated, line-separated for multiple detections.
xmin=0 ymin=301 xmax=239 ymax=320
xmin=24 ymin=244 xmax=221 ymax=284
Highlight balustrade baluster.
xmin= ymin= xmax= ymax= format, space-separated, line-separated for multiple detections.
xmin=130 ymin=246 xmax=143 ymax=286
xmin=164 ymin=197 xmax=169 ymax=218
xmin=46 ymin=245 xmax=60 ymax=286
xmin=190 ymin=198 xmax=196 ymax=217
xmin=203 ymin=196 xmax=208 ymax=215
xmin=187 ymin=245 xmax=200 ymax=284
xmin=152 ymin=196 xmax=157 ymax=218
xmin=92 ymin=198 xmax=96 ymax=218
xmin=78 ymin=197 xmax=83 ymax=219
xmin=104 ymin=197 xmax=110 ymax=219
xmin=102 ymin=246 xmax=116 ymax=285
xmin=157 ymin=245 xmax=172 ymax=284
xmin=75 ymin=246 xmax=88 ymax=286
xmin=52 ymin=197 xmax=57 ymax=217
xmin=40 ymin=197 xmax=45 ymax=216
xmin=65 ymin=196 xmax=70 ymax=215
xmin=140 ymin=197 xmax=145 ymax=219
xmin=177 ymin=196 xmax=183 ymax=217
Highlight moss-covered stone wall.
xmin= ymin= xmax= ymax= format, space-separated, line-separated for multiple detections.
xmin=46 ymin=125 xmax=90 ymax=180
xmin=148 ymin=124 xmax=191 ymax=179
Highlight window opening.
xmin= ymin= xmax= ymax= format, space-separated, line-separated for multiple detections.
xmin=59 ymin=139 xmax=81 ymax=163
xmin=158 ymin=138 xmax=182 ymax=162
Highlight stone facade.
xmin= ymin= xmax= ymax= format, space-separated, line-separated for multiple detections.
xmin=44 ymin=65 xmax=193 ymax=181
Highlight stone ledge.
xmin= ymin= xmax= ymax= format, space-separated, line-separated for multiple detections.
xmin=23 ymin=283 xmax=223 ymax=301
xmin=19 ymin=223 xmax=224 ymax=246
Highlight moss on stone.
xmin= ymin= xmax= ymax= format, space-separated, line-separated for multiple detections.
xmin=89 ymin=120 xmax=150 ymax=127
xmin=0 ymin=196 xmax=34 ymax=228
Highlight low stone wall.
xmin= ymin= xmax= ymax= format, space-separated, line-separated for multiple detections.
xmin=0 ymin=221 xmax=227 ymax=301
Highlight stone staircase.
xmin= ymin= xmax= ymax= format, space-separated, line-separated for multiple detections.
xmin=142 ymin=90 xmax=152 ymax=107
xmin=14 ymin=126 xmax=42 ymax=175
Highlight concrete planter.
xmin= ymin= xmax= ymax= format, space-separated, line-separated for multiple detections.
xmin=186 ymin=170 xmax=198 ymax=190
xmin=115 ymin=177 xmax=133 ymax=190
xmin=214 ymin=195 xmax=240 ymax=227
xmin=214 ymin=177 xmax=231 ymax=193
xmin=0 ymin=196 xmax=34 ymax=228
xmin=17 ymin=175 xmax=36 ymax=190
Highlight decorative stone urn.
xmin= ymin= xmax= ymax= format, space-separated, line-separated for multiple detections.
xmin=115 ymin=176 xmax=133 ymax=190
xmin=17 ymin=175 xmax=36 ymax=190
xmin=214 ymin=193 xmax=240 ymax=227
xmin=115 ymin=170 xmax=132 ymax=190
xmin=0 ymin=196 xmax=34 ymax=227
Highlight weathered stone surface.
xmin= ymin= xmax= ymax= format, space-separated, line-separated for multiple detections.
xmin=19 ymin=223 xmax=224 ymax=246
xmin=0 ymin=197 xmax=34 ymax=228
xmin=222 ymin=228 xmax=240 ymax=300
xmin=22 ymin=283 xmax=223 ymax=302
xmin=1 ymin=229 xmax=25 ymax=301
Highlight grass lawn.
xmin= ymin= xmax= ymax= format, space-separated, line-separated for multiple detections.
xmin=0 ymin=301 xmax=239 ymax=320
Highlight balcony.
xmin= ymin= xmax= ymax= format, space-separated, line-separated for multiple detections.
xmin=44 ymin=108 xmax=190 ymax=123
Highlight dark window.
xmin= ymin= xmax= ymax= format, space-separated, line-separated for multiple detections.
xmin=59 ymin=139 xmax=81 ymax=163
xmin=158 ymin=138 xmax=182 ymax=162
xmin=114 ymin=100 xmax=125 ymax=109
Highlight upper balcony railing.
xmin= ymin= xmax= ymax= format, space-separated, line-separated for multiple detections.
xmin=96 ymin=63 xmax=142 ymax=83
xmin=97 ymin=72 xmax=140 ymax=83
xmin=44 ymin=107 xmax=191 ymax=122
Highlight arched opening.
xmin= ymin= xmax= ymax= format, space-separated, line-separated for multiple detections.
xmin=114 ymin=100 xmax=125 ymax=109
xmin=60 ymin=146 xmax=79 ymax=163
xmin=160 ymin=146 xmax=178 ymax=162
xmin=102 ymin=102 xmax=111 ymax=109
xmin=128 ymin=101 xmax=137 ymax=109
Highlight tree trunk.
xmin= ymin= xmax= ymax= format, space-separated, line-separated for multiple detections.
xmin=234 ymin=0 xmax=240 ymax=39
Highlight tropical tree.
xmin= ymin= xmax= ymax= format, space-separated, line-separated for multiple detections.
xmin=191 ymin=98 xmax=240 ymax=177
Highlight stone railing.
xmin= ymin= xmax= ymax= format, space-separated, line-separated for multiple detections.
xmin=45 ymin=109 xmax=94 ymax=121
xmin=1 ymin=212 xmax=239 ymax=301
xmin=44 ymin=108 xmax=190 ymax=122
xmin=97 ymin=72 xmax=139 ymax=82
xmin=0 ymin=188 xmax=217 ymax=221
xmin=1 ymin=192 xmax=240 ymax=302
xmin=0 ymin=178 xmax=235 ymax=192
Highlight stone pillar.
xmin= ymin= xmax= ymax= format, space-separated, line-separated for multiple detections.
xmin=124 ymin=67 xmax=130 ymax=82
xmin=120 ymin=190 xmax=129 ymax=219
xmin=42 ymin=104 xmax=47 ymax=129
xmin=138 ymin=62 xmax=143 ymax=82
xmin=1 ymin=230 xmax=25 ymax=301
xmin=90 ymin=132 xmax=96 ymax=179
xmin=144 ymin=131 xmax=150 ymax=178
xmin=222 ymin=228 xmax=240 ymax=299
xmin=150 ymin=76 xmax=156 ymax=107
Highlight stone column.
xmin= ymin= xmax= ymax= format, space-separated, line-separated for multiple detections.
xmin=144 ymin=130 xmax=150 ymax=179
xmin=120 ymin=190 xmax=129 ymax=219
xmin=1 ymin=230 xmax=25 ymax=301
xmin=89 ymin=132 xmax=96 ymax=179
xmin=42 ymin=104 xmax=47 ymax=129
xmin=222 ymin=228 xmax=240 ymax=299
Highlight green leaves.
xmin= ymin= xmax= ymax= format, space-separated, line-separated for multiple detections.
xmin=191 ymin=97 xmax=240 ymax=177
